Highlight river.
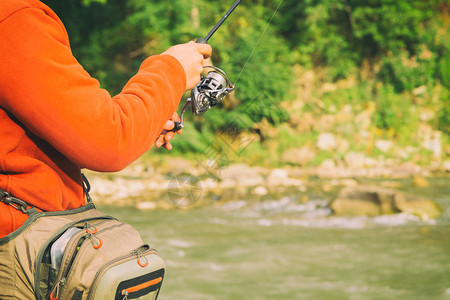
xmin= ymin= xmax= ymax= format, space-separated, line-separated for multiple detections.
xmin=97 ymin=177 xmax=450 ymax=300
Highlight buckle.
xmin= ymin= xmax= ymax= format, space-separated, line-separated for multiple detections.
xmin=0 ymin=191 xmax=29 ymax=214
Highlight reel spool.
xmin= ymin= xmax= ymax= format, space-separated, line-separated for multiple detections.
xmin=191 ymin=66 xmax=235 ymax=115
xmin=174 ymin=66 xmax=235 ymax=130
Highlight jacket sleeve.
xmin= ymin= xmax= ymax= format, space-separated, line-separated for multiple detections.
xmin=0 ymin=7 xmax=186 ymax=172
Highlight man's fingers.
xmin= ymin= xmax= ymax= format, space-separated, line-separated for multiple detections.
xmin=169 ymin=113 xmax=182 ymax=134
xmin=163 ymin=120 xmax=174 ymax=131
xmin=155 ymin=112 xmax=183 ymax=149
xmin=171 ymin=112 xmax=181 ymax=123
xmin=164 ymin=142 xmax=173 ymax=151
xmin=164 ymin=131 xmax=175 ymax=142
xmin=155 ymin=135 xmax=165 ymax=148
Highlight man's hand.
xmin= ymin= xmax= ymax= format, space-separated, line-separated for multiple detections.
xmin=162 ymin=41 xmax=212 ymax=90
xmin=155 ymin=112 xmax=183 ymax=151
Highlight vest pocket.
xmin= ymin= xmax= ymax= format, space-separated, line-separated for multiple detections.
xmin=57 ymin=221 xmax=145 ymax=299
xmin=88 ymin=245 xmax=165 ymax=300
xmin=32 ymin=213 xmax=165 ymax=300
xmin=38 ymin=218 xmax=113 ymax=300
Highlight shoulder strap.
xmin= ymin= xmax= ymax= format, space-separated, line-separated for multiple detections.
xmin=82 ymin=173 xmax=93 ymax=204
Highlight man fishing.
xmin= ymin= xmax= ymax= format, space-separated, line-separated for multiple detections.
xmin=0 ymin=0 xmax=212 ymax=238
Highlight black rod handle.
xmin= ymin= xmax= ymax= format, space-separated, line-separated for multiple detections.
xmin=172 ymin=121 xmax=183 ymax=132
xmin=196 ymin=37 xmax=208 ymax=44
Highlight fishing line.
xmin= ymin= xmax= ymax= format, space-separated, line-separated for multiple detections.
xmin=234 ymin=0 xmax=284 ymax=85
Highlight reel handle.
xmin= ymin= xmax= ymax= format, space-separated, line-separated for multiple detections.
xmin=172 ymin=121 xmax=183 ymax=132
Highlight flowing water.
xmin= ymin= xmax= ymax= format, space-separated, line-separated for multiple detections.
xmin=97 ymin=178 xmax=450 ymax=300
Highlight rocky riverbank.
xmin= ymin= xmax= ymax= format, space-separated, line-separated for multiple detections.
xmin=84 ymin=156 xmax=448 ymax=220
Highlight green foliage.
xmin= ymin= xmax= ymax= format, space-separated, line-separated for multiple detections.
xmin=276 ymin=0 xmax=444 ymax=82
xmin=41 ymin=0 xmax=448 ymax=163
xmin=373 ymin=86 xmax=420 ymax=141
xmin=378 ymin=50 xmax=437 ymax=93
xmin=82 ymin=0 xmax=107 ymax=5
xmin=320 ymin=82 xmax=371 ymax=109
xmin=274 ymin=0 xmax=448 ymax=147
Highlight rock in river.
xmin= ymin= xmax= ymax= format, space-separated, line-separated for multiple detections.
xmin=330 ymin=185 xmax=442 ymax=220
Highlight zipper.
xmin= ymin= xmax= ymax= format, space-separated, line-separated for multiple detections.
xmin=49 ymin=277 xmax=66 ymax=300
xmin=121 ymin=277 xmax=163 ymax=299
xmin=59 ymin=222 xmax=130 ymax=298
xmin=86 ymin=245 xmax=158 ymax=300
xmin=47 ymin=219 xmax=112 ymax=300
xmin=48 ymin=234 xmax=87 ymax=300
xmin=34 ymin=216 xmax=115 ymax=300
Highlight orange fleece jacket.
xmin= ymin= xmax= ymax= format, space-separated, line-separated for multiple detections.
xmin=0 ymin=0 xmax=186 ymax=238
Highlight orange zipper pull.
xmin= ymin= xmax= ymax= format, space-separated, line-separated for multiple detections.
xmin=122 ymin=277 xmax=163 ymax=296
xmin=133 ymin=248 xmax=149 ymax=267
xmin=50 ymin=278 xmax=65 ymax=300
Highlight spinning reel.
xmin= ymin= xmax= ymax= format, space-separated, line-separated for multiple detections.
xmin=173 ymin=66 xmax=235 ymax=131
xmin=171 ymin=0 xmax=240 ymax=132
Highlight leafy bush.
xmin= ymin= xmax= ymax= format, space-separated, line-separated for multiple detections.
xmin=372 ymin=86 xmax=421 ymax=143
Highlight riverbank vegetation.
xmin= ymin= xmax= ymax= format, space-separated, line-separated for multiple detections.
xmin=44 ymin=0 xmax=449 ymax=171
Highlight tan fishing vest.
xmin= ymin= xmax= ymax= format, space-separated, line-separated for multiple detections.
xmin=0 ymin=192 xmax=165 ymax=300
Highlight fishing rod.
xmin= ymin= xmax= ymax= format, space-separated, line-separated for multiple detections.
xmin=172 ymin=0 xmax=240 ymax=131
xmin=196 ymin=0 xmax=241 ymax=44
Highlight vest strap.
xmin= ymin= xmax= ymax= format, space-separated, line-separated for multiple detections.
xmin=0 ymin=189 xmax=33 ymax=214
